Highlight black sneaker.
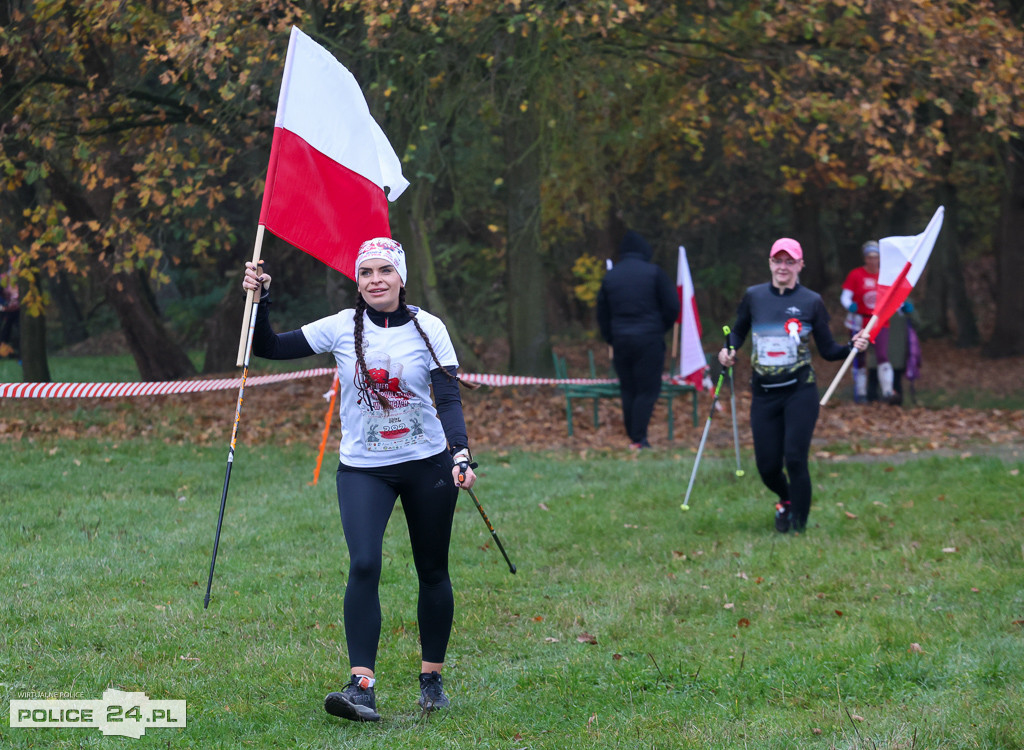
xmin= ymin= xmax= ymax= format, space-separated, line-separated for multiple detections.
xmin=774 ymin=502 xmax=792 ymax=533
xmin=418 ymin=671 xmax=450 ymax=712
xmin=325 ymin=675 xmax=380 ymax=722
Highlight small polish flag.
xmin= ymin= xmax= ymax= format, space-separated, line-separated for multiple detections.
xmin=677 ymin=246 xmax=706 ymax=389
xmin=259 ymin=27 xmax=409 ymax=279
xmin=872 ymin=206 xmax=944 ymax=342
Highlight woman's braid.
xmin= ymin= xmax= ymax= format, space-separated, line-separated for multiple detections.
xmin=353 ymin=295 xmax=391 ymax=411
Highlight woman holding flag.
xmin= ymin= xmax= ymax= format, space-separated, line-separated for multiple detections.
xmin=242 ymin=237 xmax=475 ymax=722
xmin=719 ymin=238 xmax=869 ymax=533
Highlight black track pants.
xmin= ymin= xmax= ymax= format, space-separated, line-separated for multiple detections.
xmin=611 ymin=337 xmax=666 ymax=444
xmin=749 ymin=380 xmax=820 ymax=526
xmin=335 ymin=450 xmax=459 ymax=671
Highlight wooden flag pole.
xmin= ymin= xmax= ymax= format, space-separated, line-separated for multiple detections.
xmin=671 ymin=322 xmax=680 ymax=359
xmin=819 ymin=313 xmax=881 ymax=407
xmin=236 ymin=225 xmax=266 ymax=367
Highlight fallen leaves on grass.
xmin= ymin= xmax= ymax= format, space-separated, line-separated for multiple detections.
xmin=576 ymin=632 xmax=598 ymax=645
xmin=909 ymin=643 xmax=924 ymax=653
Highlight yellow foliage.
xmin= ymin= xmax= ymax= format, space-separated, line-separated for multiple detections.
xmin=571 ymin=253 xmax=604 ymax=308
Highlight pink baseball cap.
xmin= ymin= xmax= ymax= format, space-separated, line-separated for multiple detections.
xmin=769 ymin=238 xmax=803 ymax=261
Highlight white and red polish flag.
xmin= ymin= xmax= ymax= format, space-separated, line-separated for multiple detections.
xmin=259 ymin=27 xmax=409 ymax=279
xmin=677 ymin=246 xmax=706 ymax=389
xmin=870 ymin=206 xmax=944 ymax=342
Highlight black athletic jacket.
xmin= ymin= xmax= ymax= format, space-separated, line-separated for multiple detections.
xmin=727 ymin=282 xmax=852 ymax=388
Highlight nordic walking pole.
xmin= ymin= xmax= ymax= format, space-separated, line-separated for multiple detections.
xmin=458 ymin=462 xmax=516 ymax=574
xmin=680 ymin=326 xmax=731 ymax=512
xmin=728 ymin=357 xmax=744 ymax=478
xmin=205 ymin=229 xmax=265 ymax=609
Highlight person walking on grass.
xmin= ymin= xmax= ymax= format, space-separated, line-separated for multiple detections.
xmin=241 ymin=237 xmax=477 ymax=723
xmin=597 ymin=230 xmax=680 ymax=449
xmin=718 ymin=238 xmax=869 ymax=533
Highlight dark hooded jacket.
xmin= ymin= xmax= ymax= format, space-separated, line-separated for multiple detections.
xmin=597 ymin=231 xmax=680 ymax=344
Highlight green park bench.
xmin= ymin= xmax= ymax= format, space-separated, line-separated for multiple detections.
xmin=551 ymin=350 xmax=700 ymax=441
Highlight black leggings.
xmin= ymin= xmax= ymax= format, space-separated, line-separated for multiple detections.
xmin=749 ymin=380 xmax=820 ymax=525
xmin=336 ymin=450 xmax=459 ymax=671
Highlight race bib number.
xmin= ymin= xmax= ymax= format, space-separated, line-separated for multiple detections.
xmin=755 ymin=335 xmax=798 ymax=367
xmin=362 ymin=405 xmax=428 ymax=452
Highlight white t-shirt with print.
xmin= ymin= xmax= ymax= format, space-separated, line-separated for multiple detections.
xmin=301 ymin=306 xmax=458 ymax=467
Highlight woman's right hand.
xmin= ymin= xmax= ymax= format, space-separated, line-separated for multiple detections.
xmin=718 ymin=347 xmax=736 ymax=367
xmin=242 ymin=261 xmax=271 ymax=294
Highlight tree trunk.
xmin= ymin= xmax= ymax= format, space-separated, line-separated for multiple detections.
xmin=792 ymin=195 xmax=827 ymax=292
xmin=17 ymin=276 xmax=51 ymax=382
xmin=48 ymin=270 xmax=89 ymax=347
xmin=202 ymin=285 xmax=246 ymax=375
xmin=391 ymin=180 xmax=485 ymax=372
xmin=920 ymin=183 xmax=979 ymax=346
xmin=103 ymin=269 xmax=196 ymax=381
xmin=503 ymin=96 xmax=551 ymax=375
xmin=985 ymin=138 xmax=1024 ymax=356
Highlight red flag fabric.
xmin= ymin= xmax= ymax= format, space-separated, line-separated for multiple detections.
xmin=677 ymin=246 xmax=706 ymax=389
xmin=259 ymin=27 xmax=409 ymax=280
xmin=871 ymin=206 xmax=944 ymax=342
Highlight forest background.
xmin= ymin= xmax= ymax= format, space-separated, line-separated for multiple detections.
xmin=2 ymin=0 xmax=1024 ymax=383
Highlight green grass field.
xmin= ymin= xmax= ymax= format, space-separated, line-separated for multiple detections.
xmin=2 ymin=438 xmax=1022 ymax=748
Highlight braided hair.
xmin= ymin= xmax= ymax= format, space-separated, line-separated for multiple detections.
xmin=352 ymin=288 xmax=476 ymax=413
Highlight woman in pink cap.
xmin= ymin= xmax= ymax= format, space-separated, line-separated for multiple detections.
xmin=718 ymin=238 xmax=868 ymax=533
xmin=242 ymin=237 xmax=476 ymax=722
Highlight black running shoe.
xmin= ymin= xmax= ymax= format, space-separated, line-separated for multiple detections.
xmin=418 ymin=671 xmax=450 ymax=712
xmin=774 ymin=502 xmax=792 ymax=533
xmin=325 ymin=675 xmax=380 ymax=722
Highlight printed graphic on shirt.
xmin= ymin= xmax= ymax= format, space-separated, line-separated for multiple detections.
xmin=755 ymin=335 xmax=799 ymax=367
xmin=356 ymin=349 xmax=428 ymax=452
xmin=863 ymin=283 xmax=877 ymax=311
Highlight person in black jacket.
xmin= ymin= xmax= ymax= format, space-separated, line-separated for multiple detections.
xmin=719 ymin=238 xmax=868 ymax=533
xmin=597 ymin=230 xmax=680 ymax=449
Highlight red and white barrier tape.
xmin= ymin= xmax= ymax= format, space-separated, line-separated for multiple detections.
xmin=1 ymin=368 xmax=698 ymax=399
xmin=0 ymin=367 xmax=336 ymax=399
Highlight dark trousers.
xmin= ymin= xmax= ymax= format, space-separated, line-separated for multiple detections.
xmin=749 ymin=380 xmax=820 ymax=527
xmin=336 ymin=450 xmax=459 ymax=671
xmin=611 ymin=337 xmax=665 ymax=444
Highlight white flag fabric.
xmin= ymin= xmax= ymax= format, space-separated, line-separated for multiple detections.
xmin=677 ymin=246 xmax=706 ymax=389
